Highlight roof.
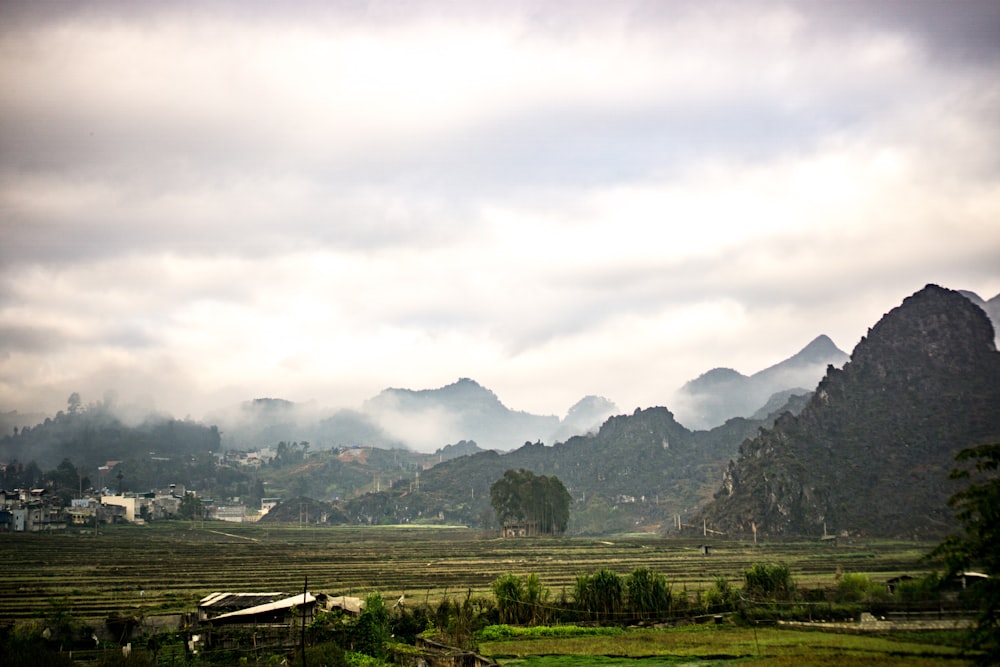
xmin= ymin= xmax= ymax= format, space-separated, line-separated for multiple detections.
xmin=211 ymin=593 xmax=316 ymax=621
xmin=199 ymin=592 xmax=285 ymax=610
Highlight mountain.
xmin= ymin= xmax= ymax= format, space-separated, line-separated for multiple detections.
xmin=674 ymin=335 xmax=849 ymax=430
xmin=959 ymin=290 xmax=1000 ymax=343
xmin=550 ymin=395 xmax=620 ymax=443
xmin=701 ymin=284 xmax=1000 ymax=539
xmin=207 ymin=380 xmax=615 ymax=453
xmin=361 ymin=378 xmax=561 ymax=451
xmin=376 ymin=392 xmax=811 ymax=534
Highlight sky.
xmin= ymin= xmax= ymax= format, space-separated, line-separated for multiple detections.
xmin=2 ymin=0 xmax=999 ymax=425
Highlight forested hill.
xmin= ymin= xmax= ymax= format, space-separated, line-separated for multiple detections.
xmin=411 ymin=395 xmax=810 ymax=533
xmin=0 ymin=402 xmax=221 ymax=491
xmin=701 ymin=284 xmax=1000 ymax=539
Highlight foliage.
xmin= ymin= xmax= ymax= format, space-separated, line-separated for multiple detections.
xmin=176 ymin=492 xmax=204 ymax=520
xmin=625 ymin=567 xmax=671 ymax=620
xmin=835 ymin=573 xmax=885 ymax=603
xmin=350 ymin=593 xmax=391 ymax=659
xmin=743 ymin=562 xmax=796 ymax=601
xmin=573 ymin=569 xmax=624 ymax=622
xmin=931 ymin=442 xmax=1000 ymax=664
xmin=892 ymin=572 xmax=941 ymax=603
xmin=702 ymin=576 xmax=737 ymax=612
xmin=492 ymin=573 xmax=550 ymax=625
xmin=290 ymin=641 xmax=348 ymax=667
xmin=490 ymin=469 xmax=571 ymax=535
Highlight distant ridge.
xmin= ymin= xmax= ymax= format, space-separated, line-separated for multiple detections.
xmin=674 ymin=334 xmax=849 ymax=429
xmin=362 ymin=378 xmax=560 ymax=451
xmin=701 ymin=284 xmax=1000 ymax=538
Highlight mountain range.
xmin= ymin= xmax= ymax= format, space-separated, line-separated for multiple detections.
xmin=3 ymin=285 xmax=998 ymax=538
xmin=207 ymin=379 xmax=619 ymax=453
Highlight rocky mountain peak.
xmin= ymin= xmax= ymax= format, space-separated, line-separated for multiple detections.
xmin=701 ymin=284 xmax=1000 ymax=538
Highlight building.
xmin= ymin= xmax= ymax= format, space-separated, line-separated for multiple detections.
xmin=501 ymin=519 xmax=540 ymax=538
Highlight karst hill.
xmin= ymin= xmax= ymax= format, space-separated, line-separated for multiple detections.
xmin=701 ymin=284 xmax=1000 ymax=539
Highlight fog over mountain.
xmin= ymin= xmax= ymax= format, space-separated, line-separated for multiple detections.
xmin=205 ymin=380 xmax=618 ymax=453
xmin=671 ymin=335 xmax=849 ymax=430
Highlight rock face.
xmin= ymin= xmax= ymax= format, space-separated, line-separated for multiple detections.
xmin=701 ymin=284 xmax=1000 ymax=538
xmin=675 ymin=335 xmax=849 ymax=429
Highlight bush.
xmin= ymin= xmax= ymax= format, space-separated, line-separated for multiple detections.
xmin=835 ymin=573 xmax=885 ymax=603
xmin=744 ymin=562 xmax=795 ymax=601
xmin=626 ymin=567 xmax=671 ymax=621
xmin=290 ymin=642 xmax=348 ymax=667
xmin=703 ymin=576 xmax=737 ymax=613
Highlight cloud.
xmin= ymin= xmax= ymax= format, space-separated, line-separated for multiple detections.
xmin=1 ymin=1 xmax=998 ymax=426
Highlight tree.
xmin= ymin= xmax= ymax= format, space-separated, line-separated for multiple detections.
xmin=490 ymin=469 xmax=571 ymax=535
xmin=932 ymin=443 xmax=1000 ymax=664
xmin=177 ymin=492 xmax=204 ymax=520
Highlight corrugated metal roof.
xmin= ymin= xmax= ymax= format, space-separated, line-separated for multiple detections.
xmin=211 ymin=593 xmax=316 ymax=621
xmin=199 ymin=592 xmax=284 ymax=608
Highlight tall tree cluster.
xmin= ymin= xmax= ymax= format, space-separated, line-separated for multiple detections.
xmin=490 ymin=468 xmax=571 ymax=535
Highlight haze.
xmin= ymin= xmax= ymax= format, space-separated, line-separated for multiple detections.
xmin=2 ymin=1 xmax=999 ymax=424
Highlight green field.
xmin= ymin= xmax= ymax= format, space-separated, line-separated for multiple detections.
xmin=483 ymin=624 xmax=971 ymax=666
xmin=0 ymin=522 xmax=934 ymax=621
xmin=1 ymin=522 xmax=972 ymax=665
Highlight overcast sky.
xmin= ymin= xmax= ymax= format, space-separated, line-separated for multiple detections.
xmin=2 ymin=0 xmax=999 ymax=425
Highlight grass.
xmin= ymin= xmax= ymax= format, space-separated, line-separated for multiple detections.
xmin=0 ymin=522 xmax=959 ymax=665
xmin=483 ymin=624 xmax=974 ymax=666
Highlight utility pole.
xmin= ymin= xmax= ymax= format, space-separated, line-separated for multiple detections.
xmin=300 ymin=576 xmax=308 ymax=667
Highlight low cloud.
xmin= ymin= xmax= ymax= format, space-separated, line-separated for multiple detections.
xmin=1 ymin=1 xmax=998 ymax=424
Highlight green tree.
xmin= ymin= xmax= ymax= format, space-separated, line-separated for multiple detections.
xmin=490 ymin=469 xmax=571 ymax=535
xmin=350 ymin=592 xmax=390 ymax=659
xmin=177 ymin=492 xmax=204 ymax=520
xmin=932 ymin=443 xmax=1000 ymax=664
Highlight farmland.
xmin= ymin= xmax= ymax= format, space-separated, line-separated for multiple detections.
xmin=1 ymin=522 xmax=935 ymax=625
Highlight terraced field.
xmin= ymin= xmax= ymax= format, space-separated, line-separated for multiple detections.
xmin=0 ymin=522 xmax=935 ymax=625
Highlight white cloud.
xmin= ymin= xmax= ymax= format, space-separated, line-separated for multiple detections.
xmin=1 ymin=1 xmax=999 ymax=428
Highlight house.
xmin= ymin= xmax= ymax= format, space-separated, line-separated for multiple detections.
xmin=502 ymin=519 xmax=540 ymax=538
xmin=101 ymin=494 xmax=137 ymax=522
xmin=212 ymin=505 xmax=246 ymax=523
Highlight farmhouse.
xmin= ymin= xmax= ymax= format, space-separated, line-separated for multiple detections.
xmin=502 ymin=519 xmax=540 ymax=538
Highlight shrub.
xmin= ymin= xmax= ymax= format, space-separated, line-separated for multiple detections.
xmin=626 ymin=567 xmax=671 ymax=621
xmin=743 ymin=562 xmax=795 ymax=601
xmin=703 ymin=576 xmax=737 ymax=612
xmin=836 ymin=573 xmax=882 ymax=603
